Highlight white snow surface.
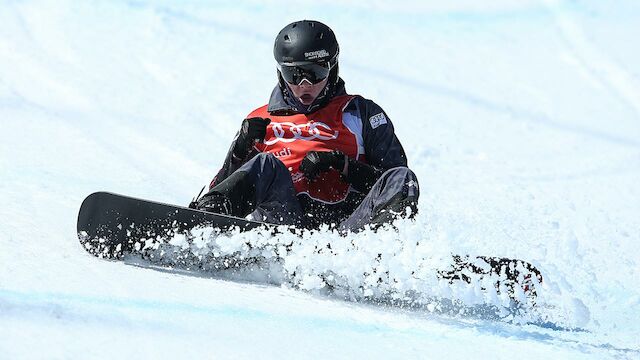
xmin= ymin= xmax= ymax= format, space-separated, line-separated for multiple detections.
xmin=1 ymin=0 xmax=640 ymax=358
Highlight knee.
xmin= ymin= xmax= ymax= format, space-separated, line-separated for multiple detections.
xmin=381 ymin=167 xmax=420 ymax=197
xmin=382 ymin=167 xmax=418 ymax=183
xmin=254 ymin=152 xmax=277 ymax=162
xmin=255 ymin=152 xmax=289 ymax=173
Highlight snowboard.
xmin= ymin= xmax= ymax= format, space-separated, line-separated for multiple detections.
xmin=77 ymin=192 xmax=269 ymax=258
xmin=77 ymin=192 xmax=543 ymax=300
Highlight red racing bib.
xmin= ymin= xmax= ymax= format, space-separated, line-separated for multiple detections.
xmin=249 ymin=95 xmax=360 ymax=203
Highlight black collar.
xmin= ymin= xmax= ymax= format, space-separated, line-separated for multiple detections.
xmin=267 ymin=78 xmax=347 ymax=115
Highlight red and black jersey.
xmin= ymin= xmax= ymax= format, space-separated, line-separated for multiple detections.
xmin=210 ymin=78 xmax=407 ymax=206
xmin=249 ymin=95 xmax=359 ymax=203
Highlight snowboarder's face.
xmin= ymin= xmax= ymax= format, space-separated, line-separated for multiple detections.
xmin=287 ymin=78 xmax=328 ymax=105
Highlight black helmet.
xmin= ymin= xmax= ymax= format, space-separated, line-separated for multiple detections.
xmin=273 ymin=20 xmax=341 ymax=113
xmin=274 ymin=20 xmax=339 ymax=66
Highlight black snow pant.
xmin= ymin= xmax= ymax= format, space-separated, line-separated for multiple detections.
xmin=200 ymin=153 xmax=419 ymax=232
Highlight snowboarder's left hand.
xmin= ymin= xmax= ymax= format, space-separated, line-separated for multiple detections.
xmin=299 ymin=150 xmax=346 ymax=181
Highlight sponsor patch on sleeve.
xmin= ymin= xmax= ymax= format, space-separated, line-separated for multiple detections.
xmin=369 ymin=112 xmax=388 ymax=129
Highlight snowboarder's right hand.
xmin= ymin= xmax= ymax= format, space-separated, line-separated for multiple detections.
xmin=233 ymin=117 xmax=271 ymax=159
xmin=299 ymin=150 xmax=347 ymax=181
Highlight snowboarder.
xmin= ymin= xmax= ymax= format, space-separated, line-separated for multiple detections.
xmin=191 ymin=20 xmax=419 ymax=231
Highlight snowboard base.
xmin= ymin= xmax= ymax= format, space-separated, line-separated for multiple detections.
xmin=77 ymin=192 xmax=268 ymax=258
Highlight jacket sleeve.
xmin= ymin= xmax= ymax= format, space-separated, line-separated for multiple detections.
xmin=359 ymin=98 xmax=407 ymax=169
xmin=208 ymin=131 xmax=260 ymax=189
xmin=343 ymin=97 xmax=408 ymax=192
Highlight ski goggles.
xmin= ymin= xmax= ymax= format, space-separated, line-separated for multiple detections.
xmin=278 ymin=58 xmax=336 ymax=85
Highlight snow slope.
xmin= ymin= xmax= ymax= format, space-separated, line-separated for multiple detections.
xmin=1 ymin=0 xmax=639 ymax=358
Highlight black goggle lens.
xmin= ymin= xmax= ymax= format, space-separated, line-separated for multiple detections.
xmin=279 ymin=62 xmax=332 ymax=85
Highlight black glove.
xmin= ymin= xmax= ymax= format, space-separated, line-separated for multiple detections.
xmin=299 ymin=150 xmax=346 ymax=181
xmin=232 ymin=117 xmax=271 ymax=159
